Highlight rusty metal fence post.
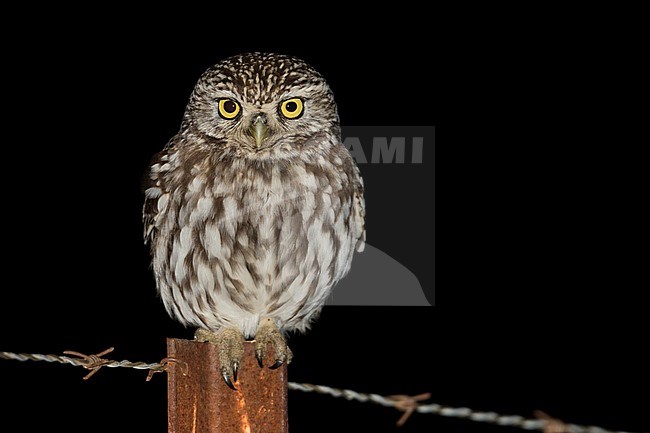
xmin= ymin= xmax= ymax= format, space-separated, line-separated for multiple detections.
xmin=167 ymin=338 xmax=288 ymax=433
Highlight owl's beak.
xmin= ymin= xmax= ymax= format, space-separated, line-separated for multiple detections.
xmin=249 ymin=116 xmax=268 ymax=147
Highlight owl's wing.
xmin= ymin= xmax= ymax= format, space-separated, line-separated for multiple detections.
xmin=352 ymin=166 xmax=366 ymax=253
xmin=142 ymin=149 xmax=169 ymax=244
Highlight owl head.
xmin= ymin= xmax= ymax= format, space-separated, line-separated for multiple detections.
xmin=181 ymin=53 xmax=340 ymax=154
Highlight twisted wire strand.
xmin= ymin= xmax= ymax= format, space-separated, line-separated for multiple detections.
xmin=1 ymin=350 xmax=646 ymax=433
xmin=0 ymin=350 xmax=165 ymax=372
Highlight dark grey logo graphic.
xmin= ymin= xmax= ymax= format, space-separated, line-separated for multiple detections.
xmin=344 ymin=136 xmax=424 ymax=164
xmin=327 ymin=126 xmax=435 ymax=306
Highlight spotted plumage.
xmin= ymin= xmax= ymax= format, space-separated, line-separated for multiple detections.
xmin=143 ymin=53 xmax=364 ymax=386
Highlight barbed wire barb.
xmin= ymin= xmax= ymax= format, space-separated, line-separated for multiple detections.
xmin=146 ymin=357 xmax=188 ymax=382
xmin=62 ymin=347 xmax=115 ymax=380
xmin=386 ymin=392 xmax=432 ymax=426
xmin=534 ymin=410 xmax=573 ymax=433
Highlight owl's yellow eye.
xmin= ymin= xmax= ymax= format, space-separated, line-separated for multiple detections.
xmin=218 ymin=99 xmax=241 ymax=119
xmin=279 ymin=98 xmax=304 ymax=119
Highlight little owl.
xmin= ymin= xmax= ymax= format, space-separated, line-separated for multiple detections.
xmin=143 ymin=53 xmax=365 ymax=388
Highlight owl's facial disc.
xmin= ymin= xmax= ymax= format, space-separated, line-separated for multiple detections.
xmin=184 ymin=54 xmax=340 ymax=155
xmin=249 ymin=114 xmax=268 ymax=148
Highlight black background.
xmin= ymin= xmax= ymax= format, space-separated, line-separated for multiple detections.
xmin=0 ymin=21 xmax=647 ymax=433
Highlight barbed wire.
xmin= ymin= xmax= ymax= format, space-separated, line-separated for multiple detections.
xmin=286 ymin=382 xmax=644 ymax=433
xmin=0 ymin=348 xmax=176 ymax=381
xmin=1 ymin=349 xmax=645 ymax=433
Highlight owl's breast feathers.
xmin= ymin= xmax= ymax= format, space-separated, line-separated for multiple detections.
xmin=143 ymin=135 xmax=364 ymax=248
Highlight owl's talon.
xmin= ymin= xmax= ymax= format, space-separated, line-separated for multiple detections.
xmin=254 ymin=318 xmax=292 ymax=368
xmin=255 ymin=351 xmax=264 ymax=368
xmin=222 ymin=372 xmax=236 ymax=390
xmin=195 ymin=328 xmax=244 ymax=390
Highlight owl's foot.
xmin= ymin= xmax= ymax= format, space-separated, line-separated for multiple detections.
xmin=195 ymin=328 xmax=244 ymax=390
xmin=254 ymin=317 xmax=293 ymax=369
